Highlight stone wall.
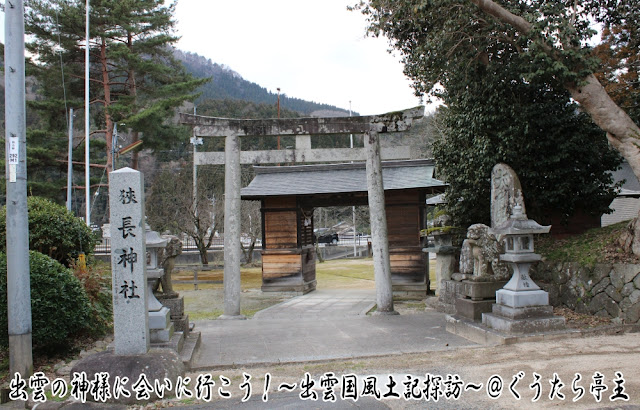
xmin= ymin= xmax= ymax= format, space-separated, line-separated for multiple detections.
xmin=530 ymin=261 xmax=640 ymax=323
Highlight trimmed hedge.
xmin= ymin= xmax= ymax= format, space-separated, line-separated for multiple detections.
xmin=0 ymin=251 xmax=93 ymax=352
xmin=0 ymin=197 xmax=96 ymax=266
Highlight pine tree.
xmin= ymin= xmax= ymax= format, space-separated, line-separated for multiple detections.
xmin=24 ymin=0 xmax=206 ymax=195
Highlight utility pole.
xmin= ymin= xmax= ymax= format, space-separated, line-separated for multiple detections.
xmin=191 ymin=106 xmax=203 ymax=229
xmin=277 ymin=88 xmax=281 ymax=150
xmin=350 ymin=101 xmax=357 ymax=258
xmin=111 ymin=123 xmax=119 ymax=172
xmin=5 ymin=0 xmax=34 ymax=378
xmin=84 ymin=0 xmax=91 ymax=226
xmin=67 ymin=108 xmax=74 ymax=211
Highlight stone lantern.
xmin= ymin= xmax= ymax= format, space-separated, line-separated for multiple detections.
xmin=145 ymin=226 xmax=174 ymax=343
xmin=145 ymin=227 xmax=166 ymax=271
xmin=494 ymin=205 xmax=548 ymax=303
xmin=482 ymin=205 xmax=566 ymax=334
xmin=145 ymin=225 xmax=167 ymax=310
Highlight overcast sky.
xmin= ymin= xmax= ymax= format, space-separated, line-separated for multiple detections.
xmin=173 ymin=0 xmax=425 ymax=115
xmin=0 ymin=0 xmax=428 ymax=116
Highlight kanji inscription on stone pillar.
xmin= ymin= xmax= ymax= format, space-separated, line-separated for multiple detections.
xmin=109 ymin=167 xmax=150 ymax=354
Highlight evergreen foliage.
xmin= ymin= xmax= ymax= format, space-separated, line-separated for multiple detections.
xmin=354 ymin=0 xmax=605 ymax=101
xmin=196 ymin=98 xmax=301 ymax=120
xmin=355 ymin=0 xmax=627 ymax=229
xmin=24 ymin=0 xmax=206 ymax=182
xmin=0 ymin=197 xmax=96 ymax=266
xmin=0 ymin=251 xmax=93 ymax=353
xmin=432 ymin=66 xmax=622 ymax=228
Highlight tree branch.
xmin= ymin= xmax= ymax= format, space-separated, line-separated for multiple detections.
xmin=468 ymin=0 xmax=532 ymax=34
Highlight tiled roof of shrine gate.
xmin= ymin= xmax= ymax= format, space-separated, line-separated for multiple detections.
xmin=241 ymin=159 xmax=447 ymax=199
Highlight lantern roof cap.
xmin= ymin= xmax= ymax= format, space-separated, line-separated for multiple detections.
xmin=145 ymin=225 xmax=168 ymax=248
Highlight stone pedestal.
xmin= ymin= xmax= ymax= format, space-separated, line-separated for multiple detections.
xmin=158 ymin=294 xmax=191 ymax=337
xmin=481 ymin=256 xmax=566 ymax=335
xmin=423 ymin=240 xmax=459 ymax=296
xmin=147 ymin=269 xmax=176 ymax=344
xmin=455 ymin=280 xmax=507 ymax=321
xmin=155 ymin=293 xmax=200 ymax=369
xmin=149 ymin=307 xmax=174 ymax=343
xmin=482 ymin=288 xmax=566 ymax=334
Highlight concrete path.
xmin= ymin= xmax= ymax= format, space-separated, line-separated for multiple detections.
xmin=252 ymin=289 xmax=376 ymax=319
xmin=191 ymin=289 xmax=476 ymax=369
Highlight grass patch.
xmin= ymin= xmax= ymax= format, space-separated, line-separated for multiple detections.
xmin=536 ymin=221 xmax=637 ymax=266
xmin=315 ymin=259 xmax=375 ymax=289
xmin=187 ymin=309 xmax=223 ymax=320
xmin=403 ymin=301 xmax=426 ymax=310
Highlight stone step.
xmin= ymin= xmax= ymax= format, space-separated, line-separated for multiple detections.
xmin=482 ymin=313 xmax=566 ymax=334
xmin=180 ymin=332 xmax=201 ymax=369
xmin=492 ymin=304 xmax=554 ymax=319
xmin=150 ymin=322 xmax=175 ymax=344
xmin=446 ymin=314 xmax=579 ymax=345
xmin=455 ymin=298 xmax=494 ymax=321
xmin=152 ymin=330 xmax=184 ymax=352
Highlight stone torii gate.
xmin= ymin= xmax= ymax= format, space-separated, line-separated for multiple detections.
xmin=180 ymin=106 xmax=424 ymax=318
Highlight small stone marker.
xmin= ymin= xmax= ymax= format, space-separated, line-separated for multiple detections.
xmin=109 ymin=167 xmax=150 ymax=355
xmin=490 ymin=163 xmax=526 ymax=229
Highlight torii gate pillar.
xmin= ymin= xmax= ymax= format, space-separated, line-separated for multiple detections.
xmin=219 ymin=134 xmax=245 ymax=320
xmin=365 ymin=131 xmax=397 ymax=315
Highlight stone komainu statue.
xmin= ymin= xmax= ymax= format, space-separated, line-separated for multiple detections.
xmin=157 ymin=236 xmax=182 ymax=297
xmin=459 ymin=224 xmax=509 ymax=280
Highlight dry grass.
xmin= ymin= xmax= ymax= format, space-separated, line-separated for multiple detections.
xmin=316 ymin=258 xmax=375 ymax=289
xmin=174 ymin=259 xmax=377 ymax=320
xmin=173 ymin=258 xmax=438 ymax=320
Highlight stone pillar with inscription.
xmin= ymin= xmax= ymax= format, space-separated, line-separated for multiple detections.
xmin=109 ymin=167 xmax=150 ymax=354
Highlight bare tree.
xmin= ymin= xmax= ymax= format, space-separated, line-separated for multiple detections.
xmin=240 ymin=167 xmax=262 ymax=265
xmin=147 ymin=162 xmax=224 ymax=265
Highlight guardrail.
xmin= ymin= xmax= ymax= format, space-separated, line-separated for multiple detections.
xmin=335 ymin=234 xmax=370 ymax=247
xmin=95 ymin=235 xmax=261 ymax=255
xmin=95 ymin=234 xmax=366 ymax=254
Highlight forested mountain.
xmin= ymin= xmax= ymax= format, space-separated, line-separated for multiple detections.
xmin=174 ymin=50 xmax=353 ymax=116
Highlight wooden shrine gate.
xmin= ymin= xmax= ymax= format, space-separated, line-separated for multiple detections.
xmin=180 ymin=106 xmax=443 ymax=317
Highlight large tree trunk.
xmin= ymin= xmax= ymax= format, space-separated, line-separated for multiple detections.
xmin=130 ymin=131 xmax=140 ymax=170
xmin=567 ymin=76 xmax=640 ymax=255
xmin=566 ymin=74 xmax=640 ymax=179
xmin=99 ymin=38 xmax=113 ymax=180
xmin=470 ymin=0 xmax=640 ymax=254
xmin=127 ymin=32 xmax=141 ymax=170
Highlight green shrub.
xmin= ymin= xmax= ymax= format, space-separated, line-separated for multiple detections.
xmin=0 ymin=197 xmax=96 ymax=266
xmin=0 ymin=251 xmax=93 ymax=353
